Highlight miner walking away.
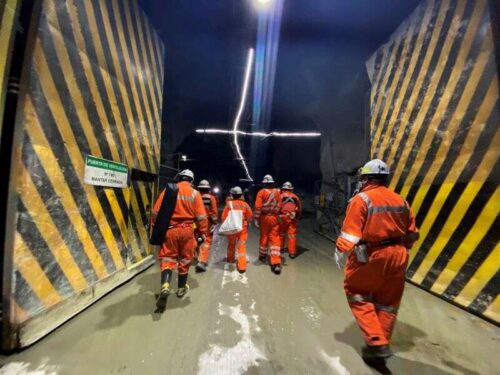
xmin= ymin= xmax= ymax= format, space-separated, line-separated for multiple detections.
xmin=254 ymin=174 xmax=283 ymax=274
xmin=335 ymin=159 xmax=419 ymax=366
xmin=151 ymin=169 xmax=209 ymax=300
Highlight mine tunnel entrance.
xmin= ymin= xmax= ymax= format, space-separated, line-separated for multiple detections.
xmin=0 ymin=3 xmax=497 ymax=374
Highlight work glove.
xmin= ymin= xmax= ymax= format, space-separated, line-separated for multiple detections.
xmin=253 ymin=219 xmax=260 ymax=228
xmin=288 ymin=212 xmax=296 ymax=220
xmin=335 ymin=248 xmax=348 ymax=271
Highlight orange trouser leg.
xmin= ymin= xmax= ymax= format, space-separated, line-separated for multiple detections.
xmin=287 ymin=220 xmax=297 ymax=255
xmin=344 ymin=246 xmax=408 ymax=346
xmin=159 ymin=229 xmax=180 ymax=271
xmin=236 ymin=230 xmax=248 ymax=271
xmin=279 ymin=219 xmax=289 ymax=250
xmin=178 ymin=227 xmax=197 ymax=274
xmin=372 ymin=247 xmax=408 ymax=340
xmin=266 ymin=216 xmax=281 ymax=266
xmin=227 ymin=235 xmax=237 ymax=263
xmin=198 ymin=234 xmax=213 ymax=263
xmin=259 ymin=217 xmax=269 ymax=257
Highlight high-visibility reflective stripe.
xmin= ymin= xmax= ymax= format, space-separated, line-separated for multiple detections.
xmin=237 ymin=253 xmax=246 ymax=258
xmin=374 ymin=303 xmax=399 ymax=314
xmin=178 ymin=195 xmax=195 ymax=202
xmin=179 ymin=258 xmax=191 ymax=265
xmin=159 ymin=256 xmax=176 ymax=263
xmin=196 ymin=215 xmax=207 ymax=221
xmin=358 ymin=193 xmax=408 ymax=216
xmin=358 ymin=192 xmax=372 ymax=208
xmin=340 ymin=231 xmax=361 ymax=244
xmin=288 ymin=234 xmax=296 ymax=238
xmin=370 ymin=205 xmax=409 ymax=215
xmin=270 ymin=251 xmax=281 ymax=255
xmin=347 ymin=294 xmax=372 ymax=303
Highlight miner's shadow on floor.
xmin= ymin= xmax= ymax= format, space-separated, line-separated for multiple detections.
xmin=96 ymin=269 xmax=200 ymax=329
xmin=334 ymin=321 xmax=479 ymax=375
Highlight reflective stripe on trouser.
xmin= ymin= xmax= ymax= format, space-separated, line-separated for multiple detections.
xmin=198 ymin=233 xmax=213 ymax=263
xmin=259 ymin=215 xmax=281 ymax=265
xmin=344 ymin=245 xmax=408 ymax=346
xmin=158 ymin=226 xmax=197 ymax=274
xmin=279 ymin=217 xmax=297 ymax=254
xmin=227 ymin=230 xmax=248 ymax=271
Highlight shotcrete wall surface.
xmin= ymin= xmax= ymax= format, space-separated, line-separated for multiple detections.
xmin=367 ymin=0 xmax=499 ymax=323
xmin=2 ymin=0 xmax=165 ymax=349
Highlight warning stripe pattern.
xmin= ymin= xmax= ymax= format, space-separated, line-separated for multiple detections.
xmin=8 ymin=0 xmax=164 ymax=321
xmin=368 ymin=0 xmax=499 ymax=323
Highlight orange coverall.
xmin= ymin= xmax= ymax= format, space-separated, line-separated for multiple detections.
xmin=198 ymin=193 xmax=218 ymax=264
xmin=152 ymin=181 xmax=209 ymax=275
xmin=279 ymin=191 xmax=302 ymax=256
xmin=254 ymin=188 xmax=282 ymax=265
xmin=221 ymin=198 xmax=253 ymax=271
xmin=336 ymin=182 xmax=419 ymax=347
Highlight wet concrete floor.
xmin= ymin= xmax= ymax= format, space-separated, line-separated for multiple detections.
xmin=1 ymin=218 xmax=499 ymax=374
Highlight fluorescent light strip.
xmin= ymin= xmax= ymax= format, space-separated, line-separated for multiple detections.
xmin=232 ymin=48 xmax=255 ymax=181
xmin=196 ymin=129 xmax=321 ymax=137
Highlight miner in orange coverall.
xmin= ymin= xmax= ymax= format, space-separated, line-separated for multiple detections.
xmin=254 ymin=174 xmax=283 ymax=274
xmin=152 ymin=170 xmax=209 ymax=299
xmin=279 ymin=181 xmax=302 ymax=259
xmin=221 ymin=186 xmax=253 ymax=273
xmin=195 ymin=179 xmax=218 ymax=273
xmin=335 ymin=159 xmax=419 ymax=366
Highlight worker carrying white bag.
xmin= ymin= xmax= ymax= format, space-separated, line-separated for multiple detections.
xmin=218 ymin=200 xmax=243 ymax=235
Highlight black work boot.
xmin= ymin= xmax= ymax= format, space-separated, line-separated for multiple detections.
xmin=177 ymin=273 xmax=190 ymax=298
xmin=272 ymin=264 xmax=282 ymax=275
xmin=258 ymin=255 xmax=267 ymax=262
xmin=362 ymin=344 xmax=393 ymax=359
xmin=159 ymin=269 xmax=172 ymax=298
xmin=196 ymin=262 xmax=207 ymax=273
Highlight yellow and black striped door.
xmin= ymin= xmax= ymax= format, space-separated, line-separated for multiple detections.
xmin=367 ymin=0 xmax=499 ymax=323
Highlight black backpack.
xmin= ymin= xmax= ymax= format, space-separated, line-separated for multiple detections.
xmin=149 ymin=183 xmax=179 ymax=245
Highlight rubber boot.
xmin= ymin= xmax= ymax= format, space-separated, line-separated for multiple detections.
xmin=196 ymin=262 xmax=207 ymax=273
xmin=177 ymin=273 xmax=190 ymax=298
xmin=159 ymin=269 xmax=172 ymax=299
xmin=272 ymin=264 xmax=282 ymax=275
xmin=362 ymin=344 xmax=393 ymax=359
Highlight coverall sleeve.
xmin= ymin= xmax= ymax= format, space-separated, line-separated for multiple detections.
xmin=295 ymin=194 xmax=303 ymax=218
xmin=194 ymin=192 xmax=209 ymax=236
xmin=244 ymin=203 xmax=253 ymax=221
xmin=151 ymin=189 xmax=166 ymax=225
xmin=404 ymin=202 xmax=420 ymax=249
xmin=254 ymin=191 xmax=263 ymax=219
xmin=210 ymin=196 xmax=218 ymax=224
xmin=336 ymin=195 xmax=367 ymax=252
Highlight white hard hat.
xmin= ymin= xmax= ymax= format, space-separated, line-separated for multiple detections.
xmin=359 ymin=159 xmax=390 ymax=175
xmin=198 ymin=179 xmax=211 ymax=189
xmin=262 ymin=174 xmax=274 ymax=183
xmin=282 ymin=181 xmax=293 ymax=190
xmin=230 ymin=186 xmax=243 ymax=195
xmin=178 ymin=169 xmax=194 ymax=180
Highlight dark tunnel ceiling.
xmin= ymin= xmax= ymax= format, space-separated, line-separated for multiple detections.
xmin=139 ymin=0 xmax=421 ymax=187
xmin=140 ymin=0 xmax=420 ymax=132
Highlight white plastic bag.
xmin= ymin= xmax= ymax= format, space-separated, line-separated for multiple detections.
xmin=218 ymin=201 xmax=243 ymax=235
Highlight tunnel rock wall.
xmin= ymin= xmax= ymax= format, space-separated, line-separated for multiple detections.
xmin=2 ymin=0 xmax=164 ymax=349
xmin=367 ymin=0 xmax=499 ymax=323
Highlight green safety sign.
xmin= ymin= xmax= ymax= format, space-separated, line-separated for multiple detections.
xmin=84 ymin=155 xmax=128 ymax=188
